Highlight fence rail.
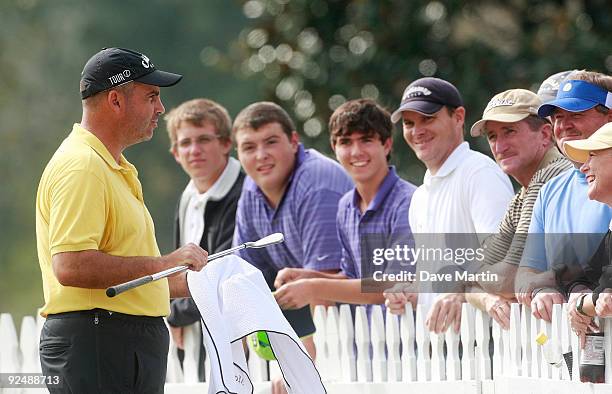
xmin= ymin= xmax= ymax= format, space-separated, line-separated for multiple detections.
xmin=2 ymin=303 xmax=612 ymax=393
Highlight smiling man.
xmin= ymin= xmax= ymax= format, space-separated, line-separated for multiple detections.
xmin=36 ymin=48 xmax=207 ymax=394
xmin=515 ymin=70 xmax=612 ymax=323
xmin=163 ymin=98 xmax=245 ymax=381
xmin=563 ymin=122 xmax=612 ymax=341
xmin=383 ymin=77 xmax=514 ymax=333
xmin=231 ymin=101 xmax=353 ymax=363
xmin=463 ymin=89 xmax=571 ymax=329
xmin=273 ymin=99 xmax=416 ymax=312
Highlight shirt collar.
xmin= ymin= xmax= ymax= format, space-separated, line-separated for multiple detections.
xmin=178 ymin=157 xmax=242 ymax=228
xmin=350 ymin=166 xmax=400 ymax=214
xmin=183 ymin=157 xmax=241 ymax=202
xmin=423 ymin=141 xmax=469 ymax=185
xmin=71 ymin=123 xmax=136 ymax=173
xmin=518 ymin=147 xmax=565 ymax=198
xmin=537 ymin=147 xmax=564 ymax=172
xmin=574 ymin=167 xmax=587 ymax=184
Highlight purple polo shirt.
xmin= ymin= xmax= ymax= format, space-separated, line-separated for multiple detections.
xmin=233 ymin=144 xmax=353 ymax=277
xmin=338 ymin=167 xmax=416 ymax=279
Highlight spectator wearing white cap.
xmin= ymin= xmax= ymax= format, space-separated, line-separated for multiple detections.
xmin=515 ymin=70 xmax=612 ymax=323
xmin=464 ymin=89 xmax=571 ymax=329
xmin=561 ymin=122 xmax=612 ymax=345
xmin=383 ymin=77 xmax=514 ymax=333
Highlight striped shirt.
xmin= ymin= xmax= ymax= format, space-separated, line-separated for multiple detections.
xmin=233 ymin=144 xmax=353 ymax=275
xmin=337 ymin=166 xmax=417 ymax=279
xmin=483 ymin=148 xmax=572 ymax=266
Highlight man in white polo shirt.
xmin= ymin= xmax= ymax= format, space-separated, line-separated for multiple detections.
xmin=384 ymin=77 xmax=514 ymax=333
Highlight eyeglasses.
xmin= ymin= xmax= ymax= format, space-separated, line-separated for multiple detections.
xmin=176 ymin=134 xmax=221 ymax=149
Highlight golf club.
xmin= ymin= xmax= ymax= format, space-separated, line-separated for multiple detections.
xmin=106 ymin=232 xmax=284 ymax=297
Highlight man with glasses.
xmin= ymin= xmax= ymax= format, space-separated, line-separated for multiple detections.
xmin=164 ymin=98 xmax=245 ymax=381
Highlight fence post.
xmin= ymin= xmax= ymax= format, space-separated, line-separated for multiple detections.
xmin=550 ymin=304 xmax=563 ymax=380
xmin=400 ymin=303 xmax=417 ymax=382
xmin=370 ymin=305 xmax=387 ymax=382
xmin=165 ymin=319 xmax=183 ymax=383
xmin=541 ymin=319 xmax=553 ymax=378
xmin=338 ymin=304 xmax=357 ymax=382
xmin=182 ymin=322 xmax=201 ymax=383
xmin=354 ymin=306 xmax=372 ymax=382
xmin=508 ymin=303 xmax=521 ymax=377
xmin=415 ymin=304 xmax=431 ymax=381
xmin=475 ymin=309 xmax=491 ymax=379
xmin=520 ymin=304 xmax=532 ymax=377
xmin=326 ymin=306 xmax=342 ymax=381
xmin=313 ymin=305 xmax=329 ymax=379
xmin=560 ymin=304 xmax=572 ymax=381
xmin=461 ymin=303 xmax=476 ymax=380
xmin=530 ymin=308 xmax=542 ymax=378
xmin=19 ymin=316 xmax=40 ymax=373
xmin=605 ymin=318 xmax=612 ymax=383
xmin=492 ymin=319 xmax=503 ymax=377
xmin=0 ymin=313 xmax=20 ymax=373
xmin=385 ymin=310 xmax=401 ymax=382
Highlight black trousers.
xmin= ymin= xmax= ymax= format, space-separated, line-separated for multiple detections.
xmin=40 ymin=309 xmax=169 ymax=394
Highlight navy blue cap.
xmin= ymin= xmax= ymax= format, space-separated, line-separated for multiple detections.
xmin=391 ymin=77 xmax=463 ymax=123
xmin=538 ymin=79 xmax=612 ymax=117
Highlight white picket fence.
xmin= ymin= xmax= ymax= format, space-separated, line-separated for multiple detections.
xmin=3 ymin=303 xmax=612 ymax=393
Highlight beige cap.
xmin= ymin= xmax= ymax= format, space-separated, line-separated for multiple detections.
xmin=564 ymin=122 xmax=612 ymax=163
xmin=470 ymin=89 xmax=542 ymax=137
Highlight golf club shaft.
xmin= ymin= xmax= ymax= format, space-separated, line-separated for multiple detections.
xmin=106 ymin=243 xmax=247 ymax=298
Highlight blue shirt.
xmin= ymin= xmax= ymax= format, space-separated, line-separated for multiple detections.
xmin=233 ymin=144 xmax=354 ymax=276
xmin=521 ymin=168 xmax=612 ymax=271
xmin=338 ymin=167 xmax=416 ymax=279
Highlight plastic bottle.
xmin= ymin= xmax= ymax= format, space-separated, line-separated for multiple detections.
xmin=536 ymin=331 xmax=563 ymax=368
xmin=579 ymin=332 xmax=605 ymax=383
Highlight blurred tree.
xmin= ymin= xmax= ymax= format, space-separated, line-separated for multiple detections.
xmin=207 ymin=0 xmax=612 ymax=183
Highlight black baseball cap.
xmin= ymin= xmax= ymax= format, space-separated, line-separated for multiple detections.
xmin=391 ymin=77 xmax=463 ymax=123
xmin=80 ymin=47 xmax=183 ymax=99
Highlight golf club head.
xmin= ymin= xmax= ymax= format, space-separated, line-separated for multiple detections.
xmin=250 ymin=232 xmax=284 ymax=248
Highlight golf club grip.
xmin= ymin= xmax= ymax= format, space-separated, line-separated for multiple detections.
xmin=106 ymin=275 xmax=153 ymax=298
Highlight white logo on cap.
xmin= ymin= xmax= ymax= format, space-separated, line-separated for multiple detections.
xmin=141 ymin=54 xmax=151 ymax=69
xmin=403 ymin=86 xmax=432 ymax=100
xmin=485 ymin=98 xmax=515 ymax=112
xmin=108 ymin=72 xmax=126 ymax=85
xmin=123 ymin=70 xmax=131 ymax=78
xmin=563 ymin=82 xmax=572 ymax=92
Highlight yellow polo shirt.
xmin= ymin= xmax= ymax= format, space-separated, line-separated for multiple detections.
xmin=36 ymin=124 xmax=169 ymax=317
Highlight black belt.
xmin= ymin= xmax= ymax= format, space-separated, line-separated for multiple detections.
xmin=46 ymin=308 xmax=165 ymax=325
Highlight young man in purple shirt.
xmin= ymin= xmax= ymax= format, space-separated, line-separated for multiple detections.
xmin=232 ymin=101 xmax=353 ymax=359
xmin=273 ymin=99 xmax=416 ymax=310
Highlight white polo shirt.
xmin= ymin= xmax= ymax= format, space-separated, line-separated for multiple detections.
xmin=409 ymin=142 xmax=514 ymax=306
xmin=409 ymin=141 xmax=514 ymax=234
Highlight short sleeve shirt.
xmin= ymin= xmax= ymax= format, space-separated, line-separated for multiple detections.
xmin=337 ymin=167 xmax=416 ymax=279
xmin=233 ymin=144 xmax=353 ymax=278
xmin=520 ymin=168 xmax=612 ymax=272
xmin=36 ymin=124 xmax=167 ymax=317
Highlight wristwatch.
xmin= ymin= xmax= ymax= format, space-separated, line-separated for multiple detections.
xmin=576 ymin=293 xmax=590 ymax=316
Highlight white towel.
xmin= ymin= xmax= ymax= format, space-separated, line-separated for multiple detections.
xmin=187 ymin=255 xmax=326 ymax=394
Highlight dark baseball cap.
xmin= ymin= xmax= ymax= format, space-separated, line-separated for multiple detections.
xmin=391 ymin=77 xmax=463 ymax=123
xmin=80 ymin=47 xmax=183 ymax=99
